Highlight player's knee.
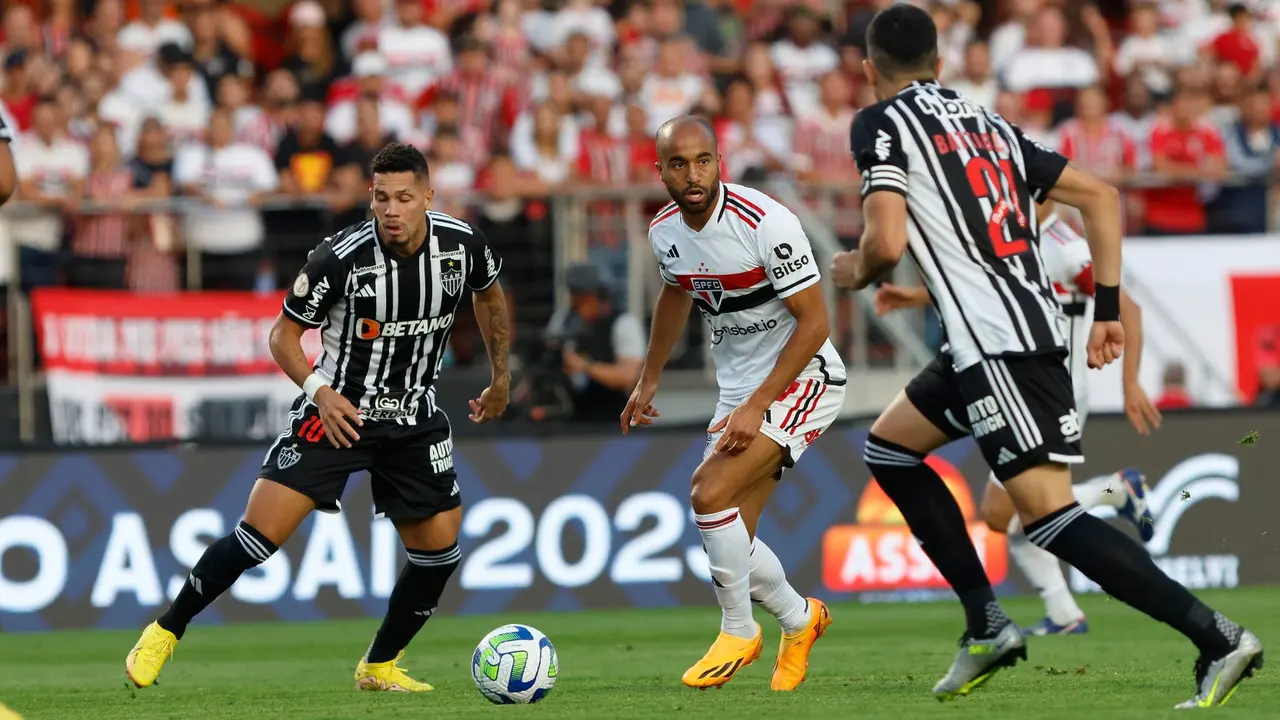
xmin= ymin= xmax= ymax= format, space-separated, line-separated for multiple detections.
xmin=981 ymin=493 xmax=1014 ymax=534
xmin=689 ymin=469 xmax=733 ymax=515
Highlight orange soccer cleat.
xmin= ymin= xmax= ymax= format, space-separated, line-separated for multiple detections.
xmin=770 ymin=599 xmax=832 ymax=691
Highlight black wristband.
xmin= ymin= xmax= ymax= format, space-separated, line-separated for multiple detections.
xmin=1093 ymin=284 xmax=1120 ymax=322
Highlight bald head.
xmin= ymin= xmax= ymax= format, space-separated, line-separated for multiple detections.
xmin=655 ymin=115 xmax=718 ymax=159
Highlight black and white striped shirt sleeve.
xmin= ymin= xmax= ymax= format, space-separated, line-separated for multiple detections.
xmin=850 ymin=107 xmax=908 ymax=198
xmin=1009 ymin=122 xmax=1069 ymax=202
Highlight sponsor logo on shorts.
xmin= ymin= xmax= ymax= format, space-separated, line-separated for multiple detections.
xmin=277 ymin=443 xmax=301 ymax=470
xmin=710 ymin=318 xmax=778 ymax=344
xmin=966 ymin=396 xmax=1008 ymax=438
xmin=429 ymin=437 xmax=454 ymax=475
xmin=1058 ymin=409 xmax=1082 ymax=443
xmin=358 ymin=314 xmax=454 ymax=340
xmin=804 ymin=429 xmax=822 ymax=446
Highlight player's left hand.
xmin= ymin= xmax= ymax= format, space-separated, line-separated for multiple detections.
xmin=708 ymin=403 xmax=766 ymax=455
xmin=829 ymin=250 xmax=860 ymax=290
xmin=1123 ymin=381 xmax=1162 ymax=436
xmin=469 ymin=384 xmax=509 ymax=424
xmin=1086 ymin=320 xmax=1125 ymax=369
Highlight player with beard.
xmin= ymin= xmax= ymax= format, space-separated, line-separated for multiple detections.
xmin=622 ymin=116 xmax=846 ymax=691
xmin=125 ymin=143 xmax=511 ymax=693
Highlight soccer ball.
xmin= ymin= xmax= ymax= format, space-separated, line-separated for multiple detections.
xmin=471 ymin=624 xmax=558 ymax=704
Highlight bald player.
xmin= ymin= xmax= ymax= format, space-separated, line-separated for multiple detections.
xmin=621 ymin=116 xmax=847 ymax=691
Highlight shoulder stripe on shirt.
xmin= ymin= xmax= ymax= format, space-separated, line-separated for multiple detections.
xmin=725 ymin=198 xmax=759 ymax=228
xmin=726 ymin=190 xmax=766 ymax=217
xmin=428 ymin=211 xmax=473 ymax=234
xmin=334 ymin=223 xmax=375 ymax=257
xmin=650 ymin=204 xmax=679 ymax=228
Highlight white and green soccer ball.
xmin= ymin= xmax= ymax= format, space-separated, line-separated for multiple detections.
xmin=471 ymin=623 xmax=558 ymax=704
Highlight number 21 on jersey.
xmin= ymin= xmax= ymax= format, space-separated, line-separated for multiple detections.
xmin=965 ymin=157 xmax=1029 ymax=259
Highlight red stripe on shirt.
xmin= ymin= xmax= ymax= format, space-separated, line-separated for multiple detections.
xmin=725 ymin=204 xmax=758 ymax=228
xmin=726 ymin=190 xmax=765 ymax=216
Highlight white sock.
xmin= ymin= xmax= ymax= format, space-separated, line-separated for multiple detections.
xmin=1072 ymin=473 xmax=1126 ymax=510
xmin=695 ymin=508 xmax=756 ymax=638
xmin=1007 ymin=515 xmax=1084 ymax=625
xmin=748 ymin=538 xmax=810 ymax=635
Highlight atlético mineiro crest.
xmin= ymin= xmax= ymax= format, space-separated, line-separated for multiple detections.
xmin=277 ymin=443 xmax=301 ymax=470
xmin=690 ymin=262 xmax=723 ymax=311
xmin=440 ymin=258 xmax=464 ymax=296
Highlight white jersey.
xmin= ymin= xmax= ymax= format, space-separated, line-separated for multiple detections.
xmin=1038 ymin=213 xmax=1094 ymax=421
xmin=649 ymin=183 xmax=846 ymax=401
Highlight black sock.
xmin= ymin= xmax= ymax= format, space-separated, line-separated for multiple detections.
xmin=366 ymin=543 xmax=461 ymax=664
xmin=1026 ymin=503 xmax=1241 ymax=656
xmin=158 ymin=521 xmax=278 ymax=639
xmin=864 ymin=435 xmax=1009 ymax=638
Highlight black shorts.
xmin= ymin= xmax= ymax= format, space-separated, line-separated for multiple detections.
xmin=258 ymin=396 xmax=461 ymax=520
xmin=905 ymin=352 xmax=1083 ymax=482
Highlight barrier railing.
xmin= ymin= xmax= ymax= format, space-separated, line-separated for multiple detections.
xmin=1 ymin=172 xmax=1273 ymax=445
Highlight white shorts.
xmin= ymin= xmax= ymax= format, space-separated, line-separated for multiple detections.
xmin=705 ymin=377 xmax=846 ymax=467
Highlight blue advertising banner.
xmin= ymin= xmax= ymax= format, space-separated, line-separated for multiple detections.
xmin=0 ymin=412 xmax=1271 ymax=631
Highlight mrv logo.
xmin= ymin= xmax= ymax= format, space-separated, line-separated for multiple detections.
xmin=1070 ymin=453 xmax=1241 ymax=592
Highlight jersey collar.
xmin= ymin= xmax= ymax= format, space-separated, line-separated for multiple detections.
xmin=899 ymin=79 xmax=940 ymax=96
xmin=682 ymin=182 xmax=729 ymax=234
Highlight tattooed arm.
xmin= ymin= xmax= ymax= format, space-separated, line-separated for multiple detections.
xmin=469 ymin=280 xmax=511 ymax=423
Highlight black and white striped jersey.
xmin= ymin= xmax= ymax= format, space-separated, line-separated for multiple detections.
xmin=282 ymin=210 xmax=503 ymax=424
xmin=0 ymin=101 xmax=12 ymax=142
xmin=851 ymin=80 xmax=1070 ymax=371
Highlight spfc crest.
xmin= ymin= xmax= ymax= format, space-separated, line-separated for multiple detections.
xmin=440 ymin=258 xmax=464 ymax=296
xmin=277 ymin=443 xmax=301 ymax=470
xmin=690 ymin=277 xmax=724 ymax=311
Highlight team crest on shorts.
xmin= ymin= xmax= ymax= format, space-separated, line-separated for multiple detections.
xmin=292 ymin=273 xmax=310 ymax=297
xmin=440 ymin=259 xmax=464 ymax=296
xmin=277 ymin=443 xmax=302 ymax=470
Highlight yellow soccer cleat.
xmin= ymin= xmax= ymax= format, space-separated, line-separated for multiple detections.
xmin=354 ymin=651 xmax=435 ymax=692
xmin=770 ymin=599 xmax=833 ymax=691
xmin=681 ymin=624 xmax=763 ymax=690
xmin=126 ymin=621 xmax=178 ymax=689
xmin=0 ymin=701 xmax=23 ymax=720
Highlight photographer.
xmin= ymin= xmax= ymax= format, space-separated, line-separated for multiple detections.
xmin=522 ymin=263 xmax=644 ymax=423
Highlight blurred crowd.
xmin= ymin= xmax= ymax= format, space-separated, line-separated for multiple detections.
xmin=1 ymin=0 xmax=1279 ymax=394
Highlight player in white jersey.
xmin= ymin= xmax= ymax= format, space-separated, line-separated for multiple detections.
xmin=621 ymin=116 xmax=846 ymax=692
xmin=873 ymin=199 xmax=1164 ymax=636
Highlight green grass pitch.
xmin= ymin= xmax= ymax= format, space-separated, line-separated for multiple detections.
xmin=2 ymin=588 xmax=1276 ymax=719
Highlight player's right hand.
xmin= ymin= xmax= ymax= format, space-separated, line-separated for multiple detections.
xmin=314 ymin=386 xmax=363 ymax=449
xmin=1086 ymin=320 xmax=1125 ymax=369
xmin=620 ymin=381 xmax=660 ymax=434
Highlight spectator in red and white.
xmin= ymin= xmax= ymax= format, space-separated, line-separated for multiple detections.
xmin=515 ymin=70 xmax=579 ymax=150
xmin=638 ymin=36 xmax=706 ymax=133
xmin=1203 ymin=3 xmax=1271 ymax=83
xmin=426 ymin=127 xmax=477 ymax=216
xmin=741 ymin=41 xmax=789 ymax=119
xmin=949 ymin=40 xmax=998 ymax=111
xmin=1159 ymin=0 xmax=1212 ymax=31
xmin=325 ymin=52 xmax=414 ymax=145
xmin=1057 ymin=85 xmax=1136 ymax=184
xmin=380 ymin=0 xmax=452 ymax=100
xmin=155 ymin=46 xmax=210 ymax=145
xmin=12 ymin=96 xmax=88 ymax=289
xmin=67 ymin=124 xmax=142 ymax=289
xmin=624 ymin=102 xmax=659 ymax=185
xmin=769 ymin=6 xmax=838 ymax=120
xmin=330 ymin=97 xmax=388 ymax=227
xmin=340 ymin=0 xmax=386 ymax=61
xmin=238 ymin=68 xmax=297 ymax=153
xmin=1 ymin=51 xmax=37 ymax=131
xmin=575 ymin=68 xmax=624 ymax=135
xmin=556 ymin=32 xmax=621 ymax=105
xmin=418 ymin=35 xmax=521 ymax=154
xmin=1113 ymin=73 xmax=1158 ymax=169
xmin=550 ymin=0 xmax=616 ymax=67
xmin=931 ymin=2 xmax=975 ymax=84
xmin=118 ymin=39 xmax=210 ymax=118
xmin=1001 ymin=6 xmax=1100 ymax=101
xmin=1115 ymin=2 xmax=1178 ymax=99
xmin=63 ymin=35 xmax=96 ymax=84
xmin=282 ymin=0 xmax=344 ymax=100
xmin=577 ymin=85 xmax=629 ymax=184
xmin=715 ymin=76 xmax=789 ymax=182
xmin=85 ymin=0 xmax=124 ymax=54
xmin=172 ymin=106 xmax=276 ymax=290
xmin=118 ymin=0 xmax=192 ymax=57
xmin=513 ymin=103 xmax=579 ymax=188
xmin=278 ymin=88 xmax=341 ymax=197
xmin=216 ymin=75 xmax=260 ymax=140
xmin=412 ymin=90 xmax=487 ymax=167
xmin=187 ymin=0 xmax=252 ymax=101
xmin=477 ymin=0 xmax=530 ymax=77
xmin=793 ymin=70 xmax=857 ymax=187
xmin=989 ymin=0 xmax=1041 ymax=73
xmin=1145 ymin=85 xmax=1227 ymax=235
